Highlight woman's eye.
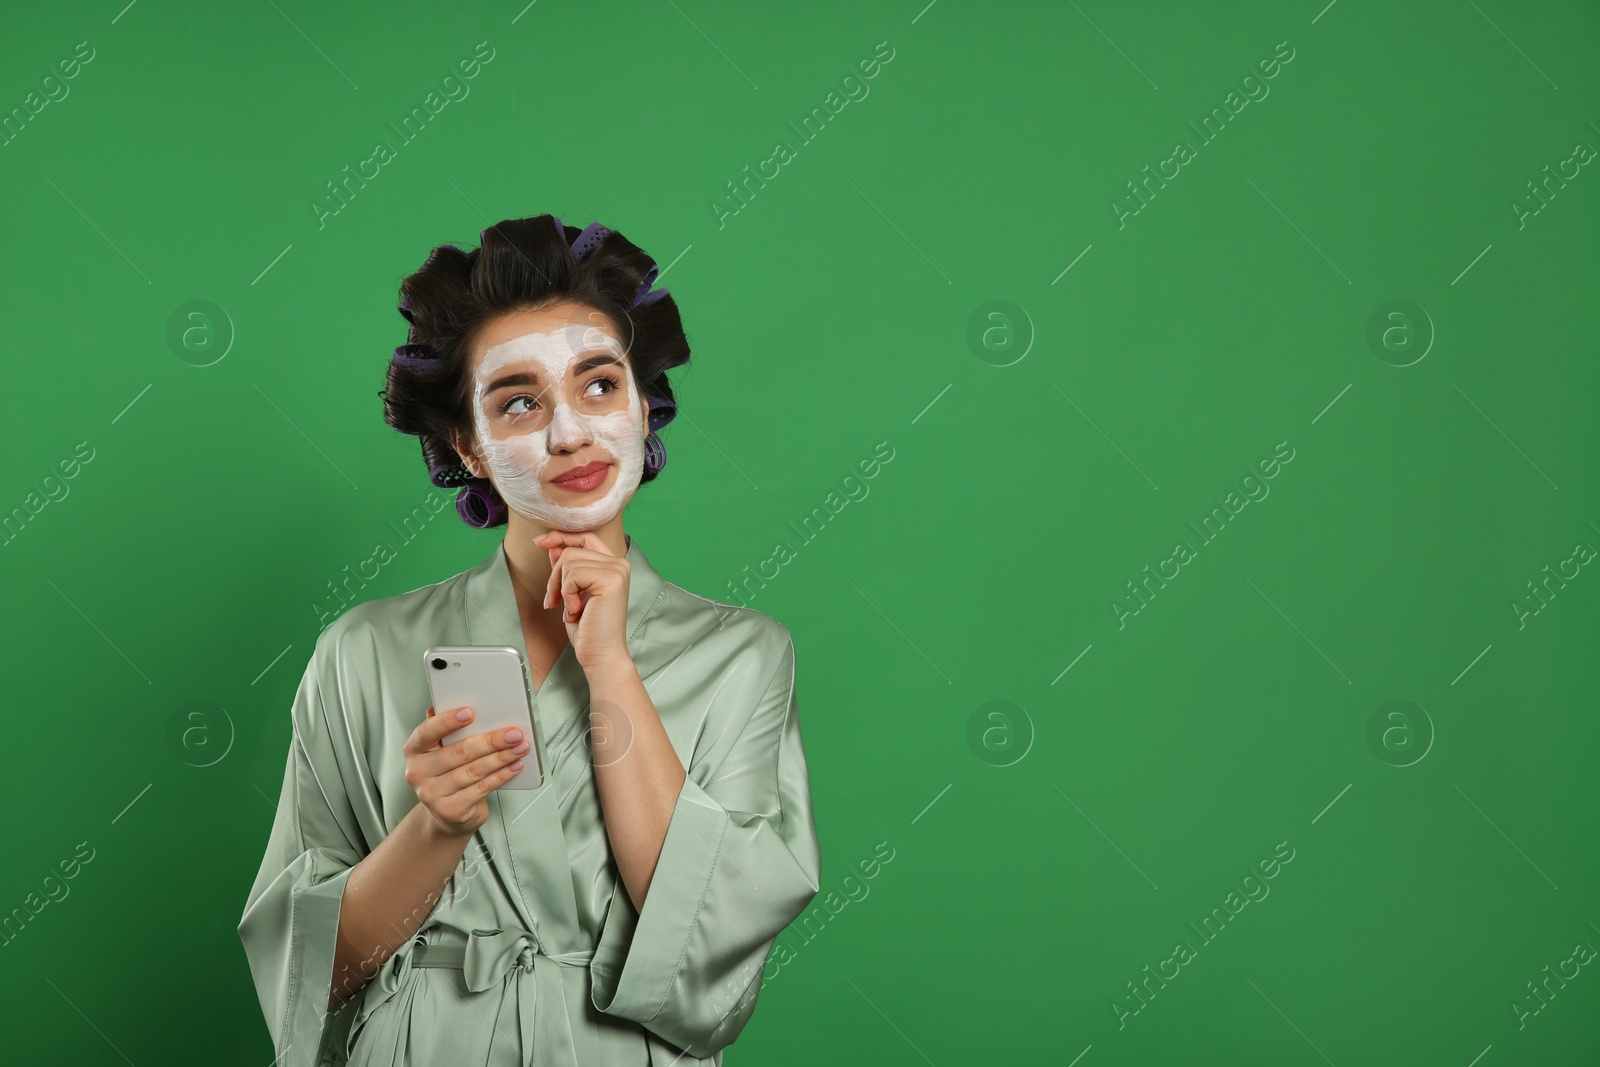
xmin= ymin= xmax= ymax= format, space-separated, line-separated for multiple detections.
xmin=584 ymin=374 xmax=620 ymax=399
xmin=500 ymin=376 xmax=617 ymax=416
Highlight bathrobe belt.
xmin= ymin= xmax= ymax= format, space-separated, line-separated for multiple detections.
xmin=367 ymin=926 xmax=596 ymax=1066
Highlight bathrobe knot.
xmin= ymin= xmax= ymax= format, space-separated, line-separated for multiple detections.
xmin=424 ymin=926 xmax=597 ymax=1065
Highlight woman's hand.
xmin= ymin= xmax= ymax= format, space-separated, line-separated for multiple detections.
xmin=533 ymin=530 xmax=633 ymax=673
xmin=403 ymin=706 xmax=532 ymax=837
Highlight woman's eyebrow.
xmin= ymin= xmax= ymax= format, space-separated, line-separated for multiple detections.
xmin=572 ymin=353 xmax=625 ymax=377
xmin=483 ymin=352 xmax=625 ymax=394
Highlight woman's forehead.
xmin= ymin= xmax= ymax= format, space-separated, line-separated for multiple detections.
xmin=476 ymin=299 xmax=616 ymax=342
xmin=474 ymin=326 xmax=629 ymax=383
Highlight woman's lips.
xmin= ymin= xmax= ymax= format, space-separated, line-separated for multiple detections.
xmin=551 ymin=461 xmax=610 ymax=492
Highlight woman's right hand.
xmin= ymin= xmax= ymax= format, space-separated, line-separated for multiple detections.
xmin=403 ymin=706 xmax=533 ymax=837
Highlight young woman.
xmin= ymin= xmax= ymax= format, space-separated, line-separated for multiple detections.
xmin=238 ymin=215 xmax=821 ymax=1066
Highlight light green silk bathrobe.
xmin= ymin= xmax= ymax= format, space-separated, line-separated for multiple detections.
xmin=238 ymin=534 xmax=821 ymax=1066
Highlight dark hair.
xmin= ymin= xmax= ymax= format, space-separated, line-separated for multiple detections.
xmin=380 ymin=214 xmax=691 ymax=528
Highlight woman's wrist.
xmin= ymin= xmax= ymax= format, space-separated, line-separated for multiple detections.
xmin=408 ymin=796 xmax=476 ymax=845
xmin=582 ymin=652 xmax=640 ymax=689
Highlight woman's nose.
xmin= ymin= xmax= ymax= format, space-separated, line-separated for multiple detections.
xmin=546 ymin=402 xmax=591 ymax=451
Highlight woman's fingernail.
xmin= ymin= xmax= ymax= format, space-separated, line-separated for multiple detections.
xmin=456 ymin=708 xmax=472 ymax=722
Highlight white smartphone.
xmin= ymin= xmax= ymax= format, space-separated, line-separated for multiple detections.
xmin=423 ymin=645 xmax=546 ymax=790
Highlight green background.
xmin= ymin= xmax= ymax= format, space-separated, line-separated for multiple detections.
xmin=2 ymin=0 xmax=1597 ymax=1063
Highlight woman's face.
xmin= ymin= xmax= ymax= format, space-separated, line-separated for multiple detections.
xmin=455 ymin=301 xmax=648 ymax=531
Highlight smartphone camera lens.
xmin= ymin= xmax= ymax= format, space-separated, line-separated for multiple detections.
xmin=430 ymin=657 xmax=447 ymax=670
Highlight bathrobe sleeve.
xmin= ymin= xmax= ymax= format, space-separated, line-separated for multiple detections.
xmin=238 ymin=629 xmax=374 ymax=1067
xmin=590 ymin=632 xmax=822 ymax=1058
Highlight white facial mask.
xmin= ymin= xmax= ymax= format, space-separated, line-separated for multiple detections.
xmin=467 ymin=324 xmax=644 ymax=531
